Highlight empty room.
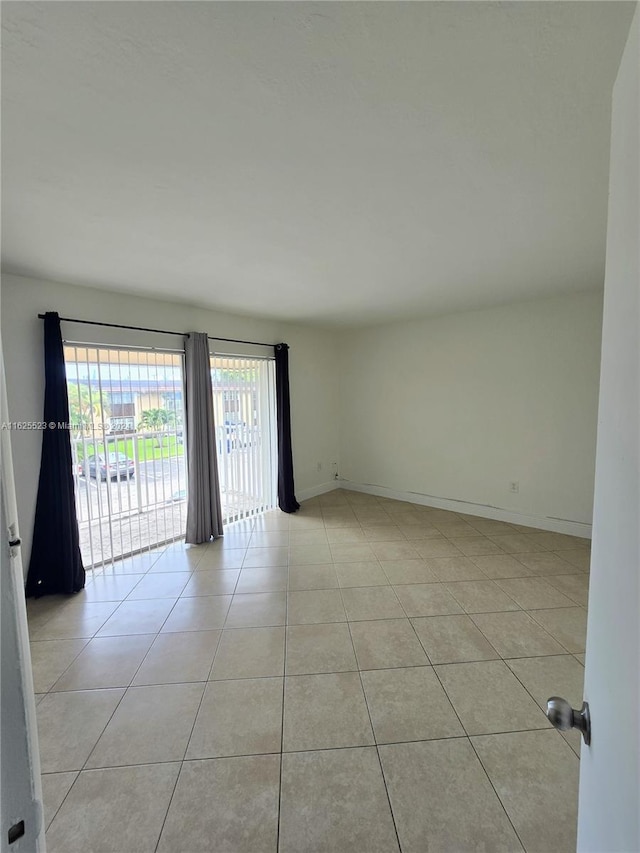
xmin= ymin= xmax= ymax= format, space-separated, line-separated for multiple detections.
xmin=1 ymin=3 xmax=638 ymax=853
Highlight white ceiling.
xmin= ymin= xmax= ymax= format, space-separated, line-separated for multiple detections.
xmin=1 ymin=2 xmax=635 ymax=327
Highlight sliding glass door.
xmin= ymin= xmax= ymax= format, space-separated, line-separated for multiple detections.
xmin=64 ymin=345 xmax=276 ymax=566
xmin=65 ymin=346 xmax=187 ymax=569
xmin=210 ymin=354 xmax=277 ymax=523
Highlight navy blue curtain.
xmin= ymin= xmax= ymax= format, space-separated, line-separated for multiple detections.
xmin=26 ymin=312 xmax=85 ymax=597
xmin=274 ymin=343 xmax=300 ymax=513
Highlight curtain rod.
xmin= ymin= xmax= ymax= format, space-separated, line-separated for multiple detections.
xmin=37 ymin=314 xmax=281 ymax=349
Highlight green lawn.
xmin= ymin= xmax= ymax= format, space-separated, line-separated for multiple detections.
xmin=74 ymin=434 xmax=184 ymax=463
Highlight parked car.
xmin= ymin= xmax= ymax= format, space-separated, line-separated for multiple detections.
xmin=85 ymin=452 xmax=135 ymax=481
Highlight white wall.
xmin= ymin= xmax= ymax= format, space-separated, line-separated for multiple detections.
xmin=339 ymin=291 xmax=603 ymax=532
xmin=1 ymin=271 xmax=604 ymax=564
xmin=578 ymin=5 xmax=639 ymax=849
xmin=0 ymin=274 xmax=340 ymax=566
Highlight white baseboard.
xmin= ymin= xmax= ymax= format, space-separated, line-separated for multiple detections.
xmin=297 ymin=480 xmax=341 ymax=502
xmin=339 ymin=479 xmax=592 ymax=539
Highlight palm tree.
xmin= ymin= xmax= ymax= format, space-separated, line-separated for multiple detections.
xmin=138 ymin=408 xmax=176 ymax=446
xmin=138 ymin=408 xmax=167 ymax=431
xmin=67 ymin=381 xmax=108 ymax=439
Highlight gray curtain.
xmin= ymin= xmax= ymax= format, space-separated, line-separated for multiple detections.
xmin=184 ymin=332 xmax=223 ymax=543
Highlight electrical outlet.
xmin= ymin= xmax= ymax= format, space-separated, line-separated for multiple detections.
xmin=509 ymin=481 xmax=520 ymax=494
xmin=316 ymin=461 xmax=323 ymax=473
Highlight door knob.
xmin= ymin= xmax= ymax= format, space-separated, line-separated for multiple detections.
xmin=546 ymin=697 xmax=591 ymax=745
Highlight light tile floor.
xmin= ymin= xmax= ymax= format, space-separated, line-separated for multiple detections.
xmin=28 ymin=490 xmax=590 ymax=852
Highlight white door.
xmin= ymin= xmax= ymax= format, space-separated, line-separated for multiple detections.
xmin=576 ymin=7 xmax=639 ymax=851
xmin=0 ymin=340 xmax=45 ymax=852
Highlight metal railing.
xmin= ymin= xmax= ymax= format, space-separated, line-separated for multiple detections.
xmin=64 ymin=346 xmax=278 ymax=568
xmin=211 ymin=354 xmax=277 ymax=523
xmin=65 ymin=345 xmax=187 ymax=569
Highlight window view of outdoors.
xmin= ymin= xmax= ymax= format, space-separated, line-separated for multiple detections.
xmin=210 ymin=355 xmax=277 ymax=524
xmin=65 ymin=347 xmax=277 ymax=568
xmin=65 ymin=347 xmax=187 ymax=568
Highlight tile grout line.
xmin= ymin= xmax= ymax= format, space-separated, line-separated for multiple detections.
xmin=42 ymin=769 xmax=81 ymax=835
xmin=151 ymin=588 xmax=230 ymax=853
xmin=36 ymin=638 xmax=92 ymax=694
xmin=523 ymin=609 xmax=584 ymax=656
xmin=276 ymin=533 xmax=290 ymax=853
xmin=425 ymin=647 xmax=529 ymax=852
xmin=503 ymin=664 xmax=582 ymax=759
xmin=466 ymin=610 xmax=579 ymax=659
xmin=148 ymin=518 xmax=256 ymax=852
xmin=466 ymin=734 xmax=529 ymax=852
xmin=34 ymin=601 xmax=581 ymax=685
xmin=339 ymin=579 xmax=404 ymax=852
xmin=33 ymin=498 xmax=589 ymax=847
xmin=75 ymin=542 xmax=181 ymax=780
xmin=44 ymin=542 xmax=216 ymax=835
xmin=35 ymin=547 xmax=174 ymax=697
xmin=38 ymin=550 xmax=179 ymax=691
xmin=39 ymin=724 xmax=561 ymax=777
xmin=152 ymin=761 xmax=182 ymax=853
xmin=39 ymin=605 xmax=583 ymax=688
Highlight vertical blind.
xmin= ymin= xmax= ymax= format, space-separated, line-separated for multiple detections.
xmin=65 ymin=345 xmax=187 ymax=569
xmin=211 ymin=354 xmax=277 ymax=524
